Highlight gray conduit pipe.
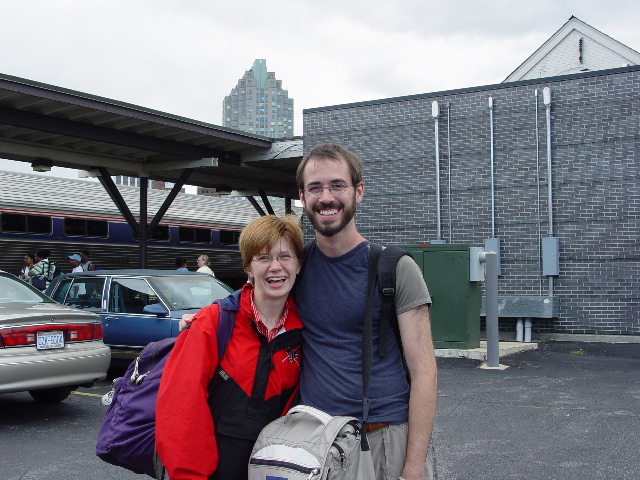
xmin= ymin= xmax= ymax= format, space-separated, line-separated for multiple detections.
xmin=432 ymin=101 xmax=442 ymax=241
xmin=489 ymin=96 xmax=496 ymax=237
xmin=535 ymin=89 xmax=543 ymax=295
xmin=447 ymin=101 xmax=452 ymax=243
xmin=543 ymin=87 xmax=554 ymax=296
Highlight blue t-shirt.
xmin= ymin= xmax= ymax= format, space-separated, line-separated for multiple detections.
xmin=294 ymin=241 xmax=409 ymax=424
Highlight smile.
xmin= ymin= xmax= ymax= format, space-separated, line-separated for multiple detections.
xmin=318 ymin=208 xmax=339 ymax=216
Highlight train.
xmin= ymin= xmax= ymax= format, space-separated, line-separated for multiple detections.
xmin=0 ymin=170 xmax=296 ymax=288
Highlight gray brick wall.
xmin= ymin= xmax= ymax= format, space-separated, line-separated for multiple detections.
xmin=302 ymin=67 xmax=640 ymax=336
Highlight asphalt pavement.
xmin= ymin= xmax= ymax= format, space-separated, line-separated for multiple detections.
xmin=1 ymin=339 xmax=638 ymax=479
xmin=431 ymin=340 xmax=640 ymax=480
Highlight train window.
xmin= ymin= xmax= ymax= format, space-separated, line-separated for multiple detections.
xmin=133 ymin=225 xmax=170 ymax=241
xmin=178 ymin=227 xmax=211 ymax=244
xmin=1 ymin=213 xmax=51 ymax=234
xmin=64 ymin=218 xmax=108 ymax=238
xmin=219 ymin=230 xmax=241 ymax=246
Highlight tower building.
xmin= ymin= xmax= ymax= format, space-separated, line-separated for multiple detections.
xmin=223 ymin=59 xmax=294 ymax=138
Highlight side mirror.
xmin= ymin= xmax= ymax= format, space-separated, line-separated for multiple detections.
xmin=143 ymin=303 xmax=169 ymax=317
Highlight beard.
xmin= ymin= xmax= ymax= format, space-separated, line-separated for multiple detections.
xmin=305 ymin=195 xmax=357 ymax=238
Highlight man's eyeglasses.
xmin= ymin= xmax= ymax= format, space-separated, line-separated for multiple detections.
xmin=302 ymin=183 xmax=352 ymax=197
xmin=252 ymin=253 xmax=297 ymax=264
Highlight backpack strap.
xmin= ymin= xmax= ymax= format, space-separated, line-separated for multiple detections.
xmin=376 ymin=245 xmax=413 ymax=357
xmin=362 ymin=243 xmax=383 ymax=426
xmin=214 ymin=289 xmax=242 ymax=361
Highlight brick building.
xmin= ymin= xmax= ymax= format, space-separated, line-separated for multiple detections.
xmin=302 ymin=64 xmax=639 ymax=336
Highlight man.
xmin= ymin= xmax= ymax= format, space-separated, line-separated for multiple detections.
xmin=28 ymin=249 xmax=52 ymax=291
xmin=68 ymin=254 xmax=84 ymax=273
xmin=79 ymin=250 xmax=95 ymax=271
xmin=294 ymin=143 xmax=437 ymax=480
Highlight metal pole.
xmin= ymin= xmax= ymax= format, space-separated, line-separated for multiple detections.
xmin=485 ymin=251 xmax=499 ymax=367
xmin=139 ymin=177 xmax=148 ymax=269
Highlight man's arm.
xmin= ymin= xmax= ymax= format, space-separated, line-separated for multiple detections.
xmin=398 ymin=303 xmax=437 ymax=480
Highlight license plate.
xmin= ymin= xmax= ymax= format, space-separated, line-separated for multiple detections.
xmin=36 ymin=331 xmax=65 ymax=350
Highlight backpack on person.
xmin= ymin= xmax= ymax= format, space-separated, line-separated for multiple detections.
xmin=248 ymin=243 xmax=412 ymax=480
xmin=95 ymin=290 xmax=241 ymax=478
xmin=248 ymin=405 xmax=375 ymax=480
xmin=46 ymin=261 xmax=63 ymax=281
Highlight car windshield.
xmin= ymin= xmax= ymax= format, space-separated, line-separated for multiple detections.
xmin=148 ymin=275 xmax=232 ymax=310
xmin=0 ymin=275 xmax=51 ymax=303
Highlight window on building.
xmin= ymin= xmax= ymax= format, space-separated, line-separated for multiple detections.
xmin=219 ymin=230 xmax=241 ymax=245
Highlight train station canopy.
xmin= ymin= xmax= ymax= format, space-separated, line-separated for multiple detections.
xmin=0 ymin=72 xmax=302 ymax=199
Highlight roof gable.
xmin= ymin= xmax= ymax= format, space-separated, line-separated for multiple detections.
xmin=504 ymin=16 xmax=640 ymax=82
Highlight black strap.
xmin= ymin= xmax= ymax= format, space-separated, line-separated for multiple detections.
xmin=377 ymin=246 xmax=412 ymax=357
xmin=362 ymin=243 xmax=382 ymax=423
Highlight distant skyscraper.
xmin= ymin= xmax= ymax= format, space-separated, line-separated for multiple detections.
xmin=223 ymin=59 xmax=294 ymax=138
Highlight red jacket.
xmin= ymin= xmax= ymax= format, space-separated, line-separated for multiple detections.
xmin=156 ymin=284 xmax=303 ymax=480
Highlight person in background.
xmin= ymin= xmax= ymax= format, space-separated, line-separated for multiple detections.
xmin=157 ymin=215 xmax=304 ymax=480
xmin=68 ymin=254 xmax=84 ymax=273
xmin=196 ymin=254 xmax=215 ymax=276
xmin=20 ymin=253 xmax=36 ymax=281
xmin=175 ymin=257 xmax=188 ymax=271
xmin=79 ymin=250 xmax=95 ymax=271
xmin=29 ymin=249 xmax=52 ymax=291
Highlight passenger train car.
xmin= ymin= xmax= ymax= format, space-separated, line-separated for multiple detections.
xmin=0 ymin=171 xmax=294 ymax=288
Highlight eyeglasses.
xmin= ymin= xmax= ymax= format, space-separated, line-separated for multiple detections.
xmin=252 ymin=253 xmax=297 ymax=264
xmin=302 ymin=183 xmax=352 ymax=197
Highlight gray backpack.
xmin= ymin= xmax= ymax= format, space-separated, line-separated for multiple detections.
xmin=248 ymin=405 xmax=375 ymax=480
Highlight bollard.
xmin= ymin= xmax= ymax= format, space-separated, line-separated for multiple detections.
xmin=484 ymin=251 xmax=499 ymax=367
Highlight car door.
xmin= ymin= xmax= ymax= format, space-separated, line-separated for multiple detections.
xmin=103 ymin=277 xmax=171 ymax=348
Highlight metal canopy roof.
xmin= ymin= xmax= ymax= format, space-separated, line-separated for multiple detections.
xmin=0 ymin=72 xmax=302 ymax=198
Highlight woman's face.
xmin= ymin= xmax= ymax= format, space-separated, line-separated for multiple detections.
xmin=24 ymin=256 xmax=32 ymax=265
xmin=245 ymin=237 xmax=300 ymax=303
xmin=197 ymin=256 xmax=205 ymax=268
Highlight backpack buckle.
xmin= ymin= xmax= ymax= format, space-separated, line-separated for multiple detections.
xmin=382 ymin=287 xmax=395 ymax=296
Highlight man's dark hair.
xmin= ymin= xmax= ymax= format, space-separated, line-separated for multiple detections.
xmin=296 ymin=143 xmax=363 ymax=191
xmin=36 ymin=249 xmax=51 ymax=259
xmin=175 ymin=257 xmax=187 ymax=268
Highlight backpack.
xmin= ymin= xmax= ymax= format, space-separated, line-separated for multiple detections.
xmin=95 ymin=290 xmax=241 ymax=478
xmin=248 ymin=405 xmax=375 ymax=480
xmin=46 ymin=261 xmax=63 ymax=281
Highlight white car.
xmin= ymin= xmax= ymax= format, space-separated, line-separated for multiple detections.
xmin=0 ymin=271 xmax=111 ymax=403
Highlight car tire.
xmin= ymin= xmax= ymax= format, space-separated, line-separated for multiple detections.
xmin=28 ymin=386 xmax=74 ymax=403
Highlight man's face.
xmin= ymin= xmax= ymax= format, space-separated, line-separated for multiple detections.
xmin=69 ymin=259 xmax=80 ymax=268
xmin=298 ymin=157 xmax=363 ymax=238
xmin=79 ymin=252 xmax=88 ymax=263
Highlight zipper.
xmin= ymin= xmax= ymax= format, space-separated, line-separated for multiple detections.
xmin=333 ymin=442 xmax=347 ymax=470
xmin=250 ymin=458 xmax=319 ymax=477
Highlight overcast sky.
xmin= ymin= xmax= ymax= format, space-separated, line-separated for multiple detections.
xmin=1 ymin=0 xmax=638 ymax=178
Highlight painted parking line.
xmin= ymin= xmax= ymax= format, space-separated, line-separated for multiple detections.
xmin=72 ymin=391 xmax=104 ymax=398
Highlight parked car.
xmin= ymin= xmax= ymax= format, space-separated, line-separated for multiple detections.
xmin=46 ymin=270 xmax=234 ymax=359
xmin=0 ymin=271 xmax=111 ymax=403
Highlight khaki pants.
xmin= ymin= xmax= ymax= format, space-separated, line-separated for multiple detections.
xmin=367 ymin=423 xmax=435 ymax=480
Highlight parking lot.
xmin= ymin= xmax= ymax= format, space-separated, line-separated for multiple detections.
xmin=2 ymin=341 xmax=639 ymax=480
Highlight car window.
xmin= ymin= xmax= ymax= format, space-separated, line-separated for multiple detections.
xmin=148 ymin=276 xmax=231 ymax=310
xmin=108 ymin=278 xmax=160 ymax=314
xmin=0 ymin=275 xmax=49 ymax=303
xmin=62 ymin=278 xmax=105 ymax=312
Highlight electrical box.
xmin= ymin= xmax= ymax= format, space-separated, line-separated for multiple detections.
xmin=469 ymin=247 xmax=485 ymax=282
xmin=400 ymin=243 xmax=481 ymax=349
xmin=542 ymin=237 xmax=560 ymax=276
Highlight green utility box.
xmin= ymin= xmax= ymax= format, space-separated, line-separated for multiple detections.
xmin=400 ymin=243 xmax=481 ymax=349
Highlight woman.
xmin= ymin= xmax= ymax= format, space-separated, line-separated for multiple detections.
xmin=156 ymin=215 xmax=303 ymax=480
xmin=196 ymin=254 xmax=215 ymax=276
xmin=20 ymin=253 xmax=36 ymax=281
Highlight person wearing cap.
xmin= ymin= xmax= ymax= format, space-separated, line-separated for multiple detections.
xmin=68 ymin=254 xmax=83 ymax=273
